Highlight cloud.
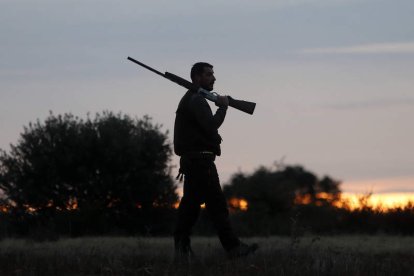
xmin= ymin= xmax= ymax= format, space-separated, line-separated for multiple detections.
xmin=300 ymin=42 xmax=414 ymax=54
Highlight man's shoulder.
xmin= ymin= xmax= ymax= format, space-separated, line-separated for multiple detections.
xmin=177 ymin=90 xmax=210 ymax=116
xmin=177 ymin=90 xmax=198 ymax=112
xmin=180 ymin=90 xmax=198 ymax=100
xmin=188 ymin=91 xmax=207 ymax=105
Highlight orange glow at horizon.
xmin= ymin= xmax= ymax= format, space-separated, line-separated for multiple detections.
xmin=294 ymin=192 xmax=338 ymax=206
xmin=339 ymin=193 xmax=414 ymax=210
xmin=336 ymin=177 xmax=414 ymax=210
xmin=67 ymin=198 xmax=78 ymax=210
xmin=294 ymin=192 xmax=414 ymax=210
xmin=0 ymin=205 xmax=8 ymax=213
xmin=228 ymin=197 xmax=249 ymax=211
xmin=1 ymin=193 xmax=414 ymax=213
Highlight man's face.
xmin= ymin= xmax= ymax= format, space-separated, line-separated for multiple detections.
xmin=197 ymin=67 xmax=216 ymax=91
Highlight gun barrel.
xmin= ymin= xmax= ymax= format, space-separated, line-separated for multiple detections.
xmin=164 ymin=72 xmax=195 ymax=90
xmin=127 ymin=57 xmax=165 ymax=78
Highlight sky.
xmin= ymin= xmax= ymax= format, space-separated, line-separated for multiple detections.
xmin=1 ymin=0 xmax=413 ymax=195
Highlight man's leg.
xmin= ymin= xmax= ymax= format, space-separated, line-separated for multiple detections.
xmin=204 ymin=161 xmax=241 ymax=251
xmin=205 ymin=161 xmax=259 ymax=257
xmin=174 ymin=157 xmax=203 ymax=255
xmin=174 ymin=194 xmax=201 ymax=253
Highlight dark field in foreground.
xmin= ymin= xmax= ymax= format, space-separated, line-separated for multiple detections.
xmin=1 ymin=235 xmax=414 ymax=275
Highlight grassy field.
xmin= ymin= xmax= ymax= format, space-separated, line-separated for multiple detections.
xmin=1 ymin=235 xmax=414 ymax=275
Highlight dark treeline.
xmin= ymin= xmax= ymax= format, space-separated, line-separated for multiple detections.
xmin=0 ymin=112 xmax=413 ymax=240
xmin=220 ymin=166 xmax=414 ymax=236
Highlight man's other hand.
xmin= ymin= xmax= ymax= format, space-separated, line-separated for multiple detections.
xmin=215 ymin=95 xmax=229 ymax=108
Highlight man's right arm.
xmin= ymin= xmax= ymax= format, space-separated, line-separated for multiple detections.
xmin=190 ymin=94 xmax=228 ymax=134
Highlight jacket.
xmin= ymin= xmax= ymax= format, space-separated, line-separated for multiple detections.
xmin=174 ymin=89 xmax=227 ymax=156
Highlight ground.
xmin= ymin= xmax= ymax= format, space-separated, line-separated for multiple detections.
xmin=1 ymin=235 xmax=414 ymax=275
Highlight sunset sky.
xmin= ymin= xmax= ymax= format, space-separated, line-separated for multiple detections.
xmin=1 ymin=0 xmax=413 ymax=198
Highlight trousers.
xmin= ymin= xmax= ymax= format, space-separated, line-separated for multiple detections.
xmin=174 ymin=155 xmax=240 ymax=251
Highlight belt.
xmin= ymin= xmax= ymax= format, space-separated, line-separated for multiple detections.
xmin=176 ymin=151 xmax=216 ymax=182
xmin=182 ymin=151 xmax=216 ymax=160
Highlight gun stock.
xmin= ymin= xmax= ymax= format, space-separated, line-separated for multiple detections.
xmin=228 ymin=97 xmax=256 ymax=115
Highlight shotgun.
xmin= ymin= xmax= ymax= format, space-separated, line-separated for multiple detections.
xmin=127 ymin=57 xmax=256 ymax=115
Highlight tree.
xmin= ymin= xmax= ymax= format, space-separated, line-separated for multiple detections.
xmin=222 ymin=165 xmax=342 ymax=235
xmin=224 ymin=165 xmax=341 ymax=213
xmin=0 ymin=111 xmax=178 ymax=218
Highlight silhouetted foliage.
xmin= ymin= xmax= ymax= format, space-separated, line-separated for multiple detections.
xmin=221 ymin=165 xmax=343 ymax=235
xmin=224 ymin=165 xmax=341 ymax=213
xmin=0 ymin=111 xmax=178 ymax=237
xmin=220 ymin=165 xmax=414 ymax=236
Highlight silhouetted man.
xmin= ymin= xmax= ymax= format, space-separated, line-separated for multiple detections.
xmin=173 ymin=62 xmax=257 ymax=261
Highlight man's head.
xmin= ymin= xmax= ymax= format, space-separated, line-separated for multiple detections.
xmin=190 ymin=62 xmax=216 ymax=91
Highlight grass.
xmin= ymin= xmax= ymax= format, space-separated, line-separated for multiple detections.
xmin=1 ymin=235 xmax=414 ymax=275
